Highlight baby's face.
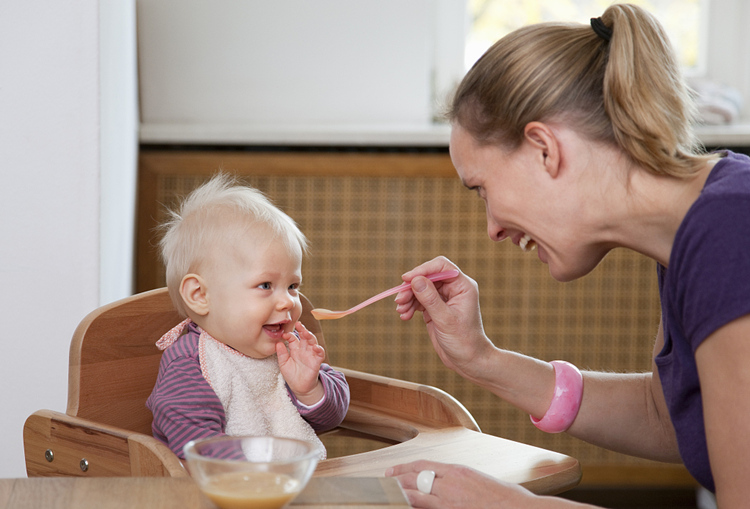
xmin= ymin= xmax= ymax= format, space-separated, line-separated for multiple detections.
xmin=197 ymin=233 xmax=303 ymax=358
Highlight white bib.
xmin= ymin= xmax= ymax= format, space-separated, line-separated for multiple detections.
xmin=198 ymin=331 xmax=325 ymax=458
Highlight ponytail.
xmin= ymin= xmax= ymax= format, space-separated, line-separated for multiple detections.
xmin=601 ymin=4 xmax=708 ymax=177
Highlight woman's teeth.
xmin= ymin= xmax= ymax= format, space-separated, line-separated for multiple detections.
xmin=519 ymin=234 xmax=536 ymax=252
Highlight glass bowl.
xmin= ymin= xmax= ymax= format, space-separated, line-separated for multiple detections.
xmin=183 ymin=435 xmax=323 ymax=509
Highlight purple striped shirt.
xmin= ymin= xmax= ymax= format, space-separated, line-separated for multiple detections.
xmin=146 ymin=323 xmax=350 ymax=458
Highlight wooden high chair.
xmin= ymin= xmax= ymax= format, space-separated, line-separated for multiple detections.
xmin=23 ymin=288 xmax=478 ymax=476
xmin=23 ymin=288 xmax=580 ymax=494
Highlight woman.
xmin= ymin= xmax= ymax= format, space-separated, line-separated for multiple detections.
xmin=386 ymin=4 xmax=750 ymax=508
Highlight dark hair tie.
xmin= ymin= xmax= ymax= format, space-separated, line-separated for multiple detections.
xmin=590 ymin=17 xmax=612 ymax=42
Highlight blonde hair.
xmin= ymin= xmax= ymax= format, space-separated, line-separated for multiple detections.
xmin=159 ymin=173 xmax=308 ymax=316
xmin=449 ymin=3 xmax=710 ymax=177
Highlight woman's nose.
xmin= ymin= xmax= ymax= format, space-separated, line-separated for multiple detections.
xmin=486 ymin=209 xmax=506 ymax=242
xmin=487 ymin=226 xmax=507 ymax=242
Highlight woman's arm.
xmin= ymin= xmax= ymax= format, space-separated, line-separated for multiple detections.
xmin=695 ymin=313 xmax=750 ymax=507
xmin=397 ymin=257 xmax=680 ymax=462
xmin=452 ymin=321 xmax=680 ymax=462
xmin=564 ymin=320 xmax=680 ymax=462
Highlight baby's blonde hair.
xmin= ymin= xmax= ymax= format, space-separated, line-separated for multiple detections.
xmin=158 ymin=173 xmax=308 ymax=316
xmin=449 ymin=3 xmax=710 ymax=178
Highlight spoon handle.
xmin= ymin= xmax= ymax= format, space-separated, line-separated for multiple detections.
xmin=344 ymin=269 xmax=460 ymax=314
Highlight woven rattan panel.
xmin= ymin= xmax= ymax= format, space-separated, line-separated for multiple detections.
xmin=137 ymin=151 xmax=688 ymax=485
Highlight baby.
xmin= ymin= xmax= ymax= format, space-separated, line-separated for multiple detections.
xmin=146 ymin=173 xmax=349 ymax=459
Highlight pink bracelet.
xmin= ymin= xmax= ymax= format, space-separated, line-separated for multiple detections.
xmin=530 ymin=360 xmax=583 ymax=433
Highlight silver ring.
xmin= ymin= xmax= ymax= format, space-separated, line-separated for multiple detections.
xmin=416 ymin=469 xmax=436 ymax=494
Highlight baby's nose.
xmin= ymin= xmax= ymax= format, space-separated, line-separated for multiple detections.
xmin=276 ymin=292 xmax=294 ymax=309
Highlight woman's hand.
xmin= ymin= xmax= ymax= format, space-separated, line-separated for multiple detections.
xmin=277 ymin=321 xmax=325 ymax=405
xmin=395 ymin=256 xmax=495 ymax=379
xmin=386 ymin=460 xmax=549 ymax=509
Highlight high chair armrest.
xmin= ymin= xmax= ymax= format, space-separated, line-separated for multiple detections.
xmin=23 ymin=409 xmax=187 ymax=478
xmin=334 ymin=367 xmax=480 ymax=442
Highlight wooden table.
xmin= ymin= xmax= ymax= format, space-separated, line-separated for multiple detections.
xmin=0 ymin=477 xmax=409 ymax=509
xmin=11 ymin=426 xmax=581 ymax=508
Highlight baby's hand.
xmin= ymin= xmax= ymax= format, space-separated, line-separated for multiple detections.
xmin=277 ymin=322 xmax=326 ymax=405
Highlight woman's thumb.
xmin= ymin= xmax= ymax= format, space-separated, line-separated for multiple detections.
xmin=412 ymin=276 xmax=441 ymax=310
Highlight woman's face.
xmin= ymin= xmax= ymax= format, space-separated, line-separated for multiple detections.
xmin=449 ymin=123 xmax=607 ymax=282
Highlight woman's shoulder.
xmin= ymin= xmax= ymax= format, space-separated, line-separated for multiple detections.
xmin=670 ymin=152 xmax=750 ymax=280
xmin=682 ymin=151 xmax=750 ymax=230
xmin=703 ymin=150 xmax=750 ymax=195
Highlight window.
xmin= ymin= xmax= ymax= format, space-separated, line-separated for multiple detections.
xmin=465 ymin=0 xmax=709 ymax=75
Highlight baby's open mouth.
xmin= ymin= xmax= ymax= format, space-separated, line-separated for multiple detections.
xmin=519 ymin=233 xmax=537 ymax=253
xmin=263 ymin=322 xmax=287 ymax=337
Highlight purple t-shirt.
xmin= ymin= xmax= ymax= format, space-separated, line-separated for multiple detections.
xmin=656 ymin=150 xmax=750 ymax=492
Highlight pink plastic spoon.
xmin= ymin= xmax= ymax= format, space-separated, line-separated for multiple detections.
xmin=311 ymin=270 xmax=460 ymax=320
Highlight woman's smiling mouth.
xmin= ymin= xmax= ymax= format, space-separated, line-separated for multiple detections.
xmin=519 ymin=233 xmax=537 ymax=253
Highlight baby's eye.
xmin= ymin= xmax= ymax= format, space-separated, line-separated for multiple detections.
xmin=258 ymin=282 xmax=272 ymax=290
xmin=289 ymin=283 xmax=300 ymax=292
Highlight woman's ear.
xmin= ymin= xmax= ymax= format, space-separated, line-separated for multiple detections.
xmin=524 ymin=122 xmax=561 ymax=179
xmin=180 ymin=274 xmax=209 ymax=316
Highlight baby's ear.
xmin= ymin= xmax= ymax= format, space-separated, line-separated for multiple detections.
xmin=180 ymin=274 xmax=209 ymax=316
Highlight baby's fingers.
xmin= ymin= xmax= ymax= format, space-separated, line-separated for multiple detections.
xmin=294 ymin=322 xmax=318 ymax=344
xmin=276 ymin=340 xmax=291 ymax=363
xmin=286 ymin=331 xmax=326 ymax=363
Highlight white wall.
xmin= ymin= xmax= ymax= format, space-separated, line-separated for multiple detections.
xmin=0 ymin=1 xmax=137 ymax=478
xmin=137 ymin=0 xmax=467 ymax=145
xmin=100 ymin=1 xmax=138 ymax=305
xmin=138 ymin=0 xmax=433 ymax=127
